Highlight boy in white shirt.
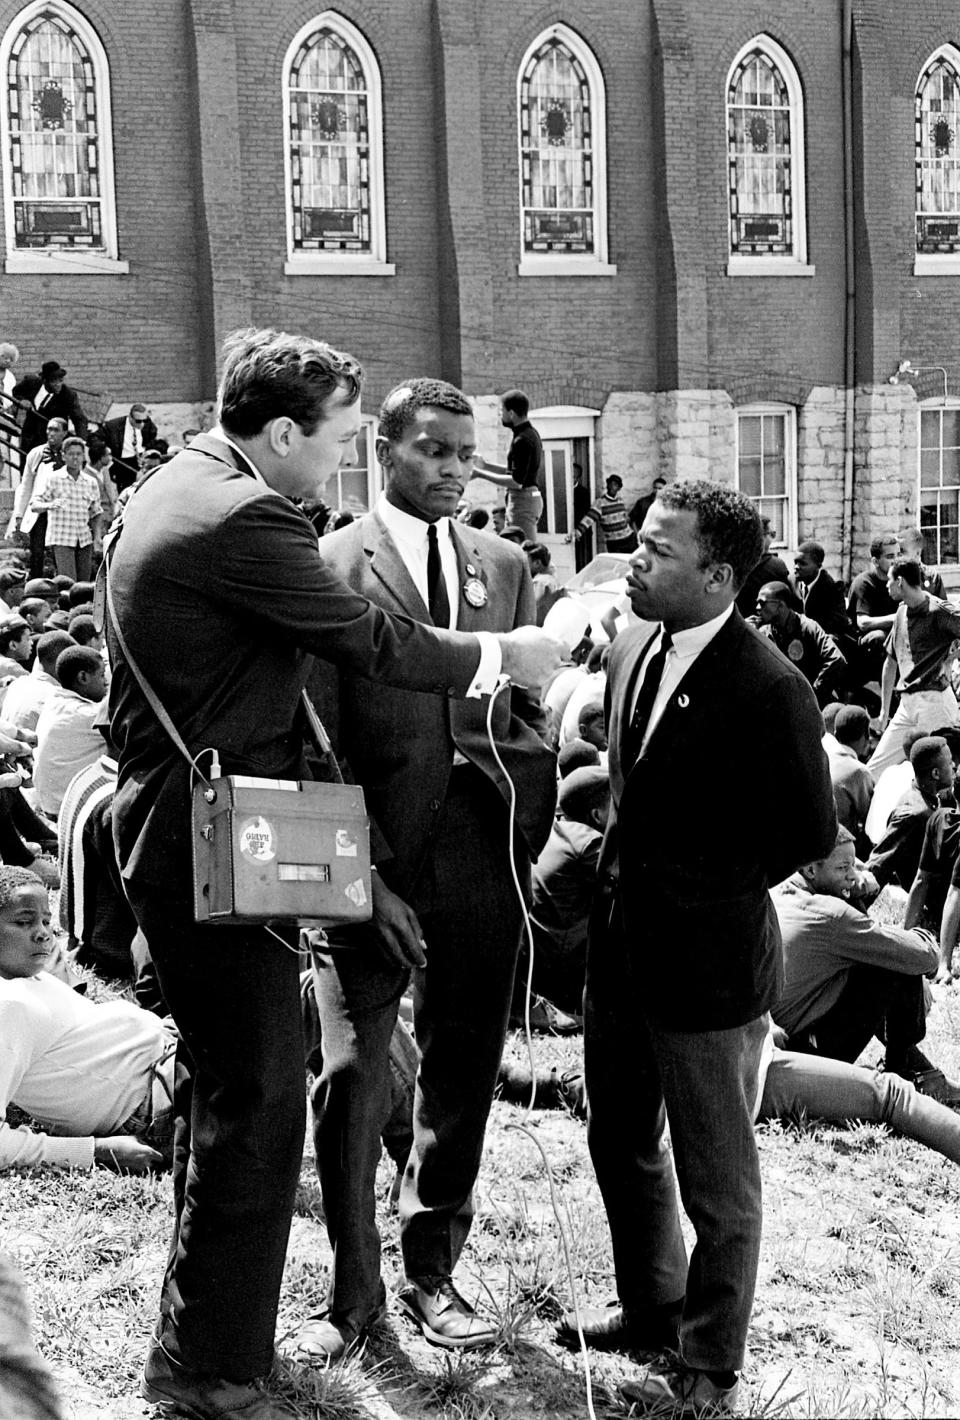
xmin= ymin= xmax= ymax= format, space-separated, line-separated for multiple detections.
xmin=0 ymin=865 xmax=171 ymax=1172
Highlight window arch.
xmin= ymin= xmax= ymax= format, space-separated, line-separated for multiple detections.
xmin=282 ymin=12 xmax=392 ymax=275
xmin=0 ymin=0 xmax=124 ymax=273
xmin=517 ymin=25 xmax=614 ymax=275
xmin=726 ymin=36 xmax=808 ymax=271
xmin=916 ymin=47 xmax=960 ymax=258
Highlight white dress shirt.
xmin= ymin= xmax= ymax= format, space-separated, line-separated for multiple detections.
xmin=633 ymin=601 xmax=735 ymax=752
xmin=376 ymin=494 xmax=500 ymax=694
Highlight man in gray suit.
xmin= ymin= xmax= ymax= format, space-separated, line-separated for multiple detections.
xmin=299 ymin=379 xmax=557 ymax=1361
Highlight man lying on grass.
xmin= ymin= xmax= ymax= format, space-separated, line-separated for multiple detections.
xmin=0 ymin=865 xmax=171 ymax=1172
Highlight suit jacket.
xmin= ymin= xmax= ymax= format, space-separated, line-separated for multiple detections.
xmin=107 ymin=436 xmax=486 ymax=890
xmin=791 ymin=567 xmax=850 ymax=641
xmin=601 ymin=606 xmax=836 ymax=1030
xmin=308 ymin=511 xmax=557 ymax=893
xmin=99 ymin=414 xmax=160 ymax=490
xmin=11 ymin=375 xmax=88 ymax=454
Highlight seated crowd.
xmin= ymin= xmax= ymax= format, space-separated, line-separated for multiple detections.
xmin=2 ymin=364 xmax=960 ymax=1419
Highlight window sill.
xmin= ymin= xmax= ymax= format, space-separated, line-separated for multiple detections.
xmin=914 ymin=255 xmax=960 ymax=276
xmin=726 ymin=257 xmax=815 ymax=277
xmin=517 ymin=258 xmax=617 ymax=277
xmin=5 ymin=251 xmax=129 ymax=275
xmin=284 ymin=257 xmax=396 ymax=276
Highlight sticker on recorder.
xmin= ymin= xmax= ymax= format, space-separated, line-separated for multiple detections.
xmin=344 ymin=878 xmax=368 ymax=907
xmin=335 ymin=829 xmax=358 ymax=857
xmin=238 ymin=816 xmax=276 ymax=863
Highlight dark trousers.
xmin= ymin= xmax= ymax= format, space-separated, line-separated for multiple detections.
xmin=27 ymin=514 xmax=46 ymax=577
xmin=783 ymin=963 xmax=927 ymax=1067
xmin=125 ymin=882 xmax=304 ymax=1381
xmin=311 ymin=766 xmax=523 ymax=1333
xmin=584 ymin=904 xmax=767 ymax=1372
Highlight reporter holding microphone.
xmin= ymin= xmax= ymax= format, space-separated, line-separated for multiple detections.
xmin=106 ymin=332 xmax=562 ymax=1420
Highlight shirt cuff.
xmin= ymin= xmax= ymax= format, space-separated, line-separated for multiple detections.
xmin=466 ymin=632 xmax=503 ymax=698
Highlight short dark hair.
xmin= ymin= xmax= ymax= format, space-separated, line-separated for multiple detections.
xmin=46 ymin=417 xmax=67 ymax=434
xmin=557 ymin=739 xmax=601 ymax=777
xmin=86 ymin=437 xmax=110 ymax=464
xmin=0 ymin=865 xmax=43 ymax=909
xmin=36 ymin=629 xmax=75 ymax=673
xmin=558 ymin=766 xmax=610 ymax=824
xmin=834 ymin=704 xmax=870 ymax=745
xmin=67 ymin=603 xmax=94 ymax=623
xmin=657 ymin=480 xmax=764 ymax=590
xmin=67 ymin=614 xmax=98 ymax=646
xmin=377 ymin=378 xmax=472 ymax=443
xmin=67 ymin=582 xmax=95 ymax=608
xmin=55 ymin=644 xmax=102 ymax=690
xmin=18 ymin=597 xmax=49 ymax=620
xmin=0 ymin=616 xmax=29 ymax=654
xmin=910 ymin=735 xmax=951 ymax=777
xmin=891 ymin=557 xmax=922 ymax=587
xmin=218 ymin=327 xmax=363 ymax=439
xmin=500 ymin=389 xmax=529 ymax=418
xmin=466 ymin=508 xmax=490 ymax=530
xmin=870 ymin=533 xmax=899 ymax=559
xmin=500 ymin=525 xmax=526 ymax=544
xmin=522 ymin=540 xmax=551 ymax=570
xmin=129 ymin=403 xmax=147 ymax=417
xmin=797 ymin=539 xmax=826 ymax=566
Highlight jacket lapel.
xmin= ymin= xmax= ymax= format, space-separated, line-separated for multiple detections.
xmin=450 ymin=526 xmax=490 ymax=630
xmin=364 ymin=512 xmax=430 ymax=620
xmin=636 ymin=611 xmax=745 ymax=761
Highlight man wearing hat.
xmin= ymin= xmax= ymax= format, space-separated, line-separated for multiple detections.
xmin=11 ymin=361 xmax=87 ymax=458
xmin=574 ymin=474 xmax=637 ymax=555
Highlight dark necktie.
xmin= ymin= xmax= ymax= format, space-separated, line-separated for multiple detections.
xmin=427 ymin=522 xmax=451 ymax=628
xmin=626 ymin=630 xmax=672 ymax=764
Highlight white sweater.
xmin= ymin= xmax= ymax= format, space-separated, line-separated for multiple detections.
xmin=0 ymin=972 xmax=168 ymax=1169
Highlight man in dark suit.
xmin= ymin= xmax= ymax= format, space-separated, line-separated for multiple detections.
xmin=12 ymin=361 xmax=87 ymax=456
xmin=99 ymin=403 xmax=160 ymax=491
xmin=106 ymin=333 xmax=561 ymax=1420
xmin=298 ymin=379 xmax=557 ymax=1361
xmin=563 ymin=481 xmax=835 ymax=1414
xmin=791 ymin=538 xmax=850 ymax=641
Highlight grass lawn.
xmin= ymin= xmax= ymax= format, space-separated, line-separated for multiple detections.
xmin=5 ymin=949 xmax=960 ymax=1418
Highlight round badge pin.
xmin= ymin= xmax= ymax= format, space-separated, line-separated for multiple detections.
xmin=787 ymin=638 xmax=804 ymax=662
xmin=463 ymin=577 xmax=487 ymax=608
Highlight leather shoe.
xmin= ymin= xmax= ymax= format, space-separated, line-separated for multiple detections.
xmin=619 ymin=1363 xmax=740 ymax=1414
xmin=911 ymin=1066 xmax=960 ymax=1106
xmin=510 ymin=995 xmax=581 ymax=1035
xmin=397 ymin=1276 xmax=498 ymax=1349
xmin=556 ymin=1299 xmax=680 ymax=1353
xmin=282 ymin=1296 xmax=386 ymax=1364
xmin=141 ymin=1338 xmax=293 ymax=1417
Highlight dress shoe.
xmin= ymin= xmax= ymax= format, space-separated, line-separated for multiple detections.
xmin=911 ymin=1066 xmax=960 ymax=1105
xmin=619 ymin=1363 xmax=740 ymax=1415
xmin=282 ymin=1296 xmax=386 ymax=1364
xmin=397 ymin=1276 xmax=498 ymax=1349
xmin=510 ymin=995 xmax=581 ymax=1035
xmin=140 ymin=1338 xmax=293 ymax=1418
xmin=556 ymin=1299 xmax=680 ymax=1353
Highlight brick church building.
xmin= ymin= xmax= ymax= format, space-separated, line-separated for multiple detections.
xmin=2 ymin=0 xmax=960 ymax=581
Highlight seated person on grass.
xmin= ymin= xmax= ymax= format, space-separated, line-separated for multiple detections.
xmin=33 ymin=645 xmax=106 ymax=818
xmin=865 ymin=735 xmax=956 ymax=891
xmin=772 ymin=826 xmax=959 ymax=1103
xmin=0 ymin=866 xmax=172 ymax=1173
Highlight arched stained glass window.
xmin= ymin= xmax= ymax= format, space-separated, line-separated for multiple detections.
xmin=517 ymin=26 xmax=610 ymax=270
xmin=0 ymin=1 xmax=121 ymax=267
xmin=916 ymin=49 xmax=960 ymax=255
xmin=284 ymin=12 xmax=388 ymax=269
xmin=726 ymin=37 xmax=805 ymax=264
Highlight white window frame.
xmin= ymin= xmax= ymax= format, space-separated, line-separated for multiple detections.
xmin=282 ymin=11 xmax=393 ymax=277
xmin=0 ymin=0 xmax=126 ymax=274
xmin=328 ymin=415 xmax=377 ymax=512
xmin=516 ymin=24 xmax=615 ymax=277
xmin=914 ymin=45 xmax=960 ymax=276
xmin=725 ymin=35 xmax=813 ymax=278
xmin=734 ymin=403 xmax=797 ymax=548
xmin=917 ymin=398 xmax=960 ymax=567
